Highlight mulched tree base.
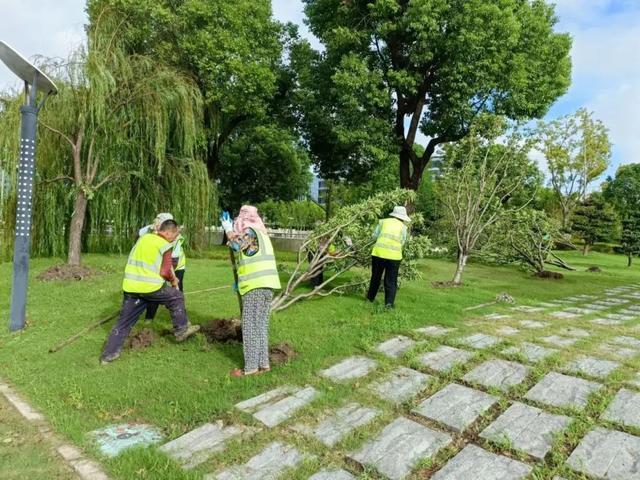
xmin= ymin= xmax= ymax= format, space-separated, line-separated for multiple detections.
xmin=37 ymin=264 xmax=102 ymax=282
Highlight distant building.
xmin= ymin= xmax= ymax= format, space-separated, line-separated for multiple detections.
xmin=309 ymin=173 xmax=329 ymax=206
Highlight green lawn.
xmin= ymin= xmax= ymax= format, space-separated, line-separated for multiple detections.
xmin=0 ymin=249 xmax=638 ymax=479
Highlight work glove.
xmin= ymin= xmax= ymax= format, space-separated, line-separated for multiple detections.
xmin=220 ymin=211 xmax=233 ymax=233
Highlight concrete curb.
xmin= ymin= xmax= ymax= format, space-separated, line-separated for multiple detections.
xmin=0 ymin=380 xmax=110 ymax=480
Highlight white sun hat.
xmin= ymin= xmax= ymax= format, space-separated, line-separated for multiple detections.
xmin=389 ymin=206 xmax=411 ymax=222
xmin=155 ymin=212 xmax=174 ymax=223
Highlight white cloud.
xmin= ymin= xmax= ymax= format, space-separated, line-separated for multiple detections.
xmin=0 ymin=0 xmax=86 ymax=90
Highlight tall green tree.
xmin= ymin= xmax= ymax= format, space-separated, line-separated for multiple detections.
xmin=621 ymin=212 xmax=640 ymax=267
xmin=302 ymin=0 xmax=571 ymax=194
xmin=603 ymin=163 xmax=640 ymax=219
xmin=571 ymin=193 xmax=618 ymax=255
xmin=537 ymin=108 xmax=612 ymax=229
xmin=0 ymin=12 xmax=210 ymax=264
xmin=87 ymin=0 xmax=284 ymax=179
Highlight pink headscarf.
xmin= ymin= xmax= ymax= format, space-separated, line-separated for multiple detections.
xmin=233 ymin=205 xmax=267 ymax=235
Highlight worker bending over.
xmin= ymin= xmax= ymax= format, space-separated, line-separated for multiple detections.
xmin=100 ymin=219 xmax=199 ymax=364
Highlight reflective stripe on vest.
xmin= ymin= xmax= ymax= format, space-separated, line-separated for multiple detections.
xmin=371 ymin=218 xmax=405 ymax=260
xmin=122 ymin=233 xmax=169 ymax=293
xmin=173 ymin=235 xmax=186 ymax=271
xmin=237 ymin=230 xmax=281 ymax=296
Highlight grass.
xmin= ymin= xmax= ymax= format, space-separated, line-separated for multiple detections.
xmin=0 ymin=395 xmax=75 ymax=479
xmin=0 ymin=248 xmax=639 ymax=479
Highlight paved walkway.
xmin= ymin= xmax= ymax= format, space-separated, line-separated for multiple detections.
xmin=10 ymin=283 xmax=640 ymax=479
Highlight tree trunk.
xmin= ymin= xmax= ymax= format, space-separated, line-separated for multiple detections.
xmin=561 ymin=206 xmax=570 ymax=231
xmin=628 ymin=253 xmax=633 ymax=267
xmin=452 ymin=251 xmax=468 ymax=285
xmin=324 ymin=179 xmax=333 ymax=221
xmin=582 ymin=243 xmax=590 ymax=255
xmin=67 ymin=190 xmax=88 ymax=266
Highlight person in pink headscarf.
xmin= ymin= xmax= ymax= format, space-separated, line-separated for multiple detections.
xmin=220 ymin=205 xmax=281 ymax=376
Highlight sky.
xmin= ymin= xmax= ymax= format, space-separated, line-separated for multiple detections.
xmin=0 ymin=0 xmax=638 ymax=184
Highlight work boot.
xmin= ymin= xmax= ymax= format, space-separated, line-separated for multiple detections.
xmin=175 ymin=324 xmax=200 ymax=342
xmin=100 ymin=351 xmax=121 ymax=365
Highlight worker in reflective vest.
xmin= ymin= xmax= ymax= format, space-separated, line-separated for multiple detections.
xmin=100 ymin=219 xmax=200 ymax=364
xmin=366 ymin=206 xmax=410 ymax=308
xmin=221 ymin=205 xmax=281 ymax=376
xmin=138 ymin=213 xmax=187 ymax=320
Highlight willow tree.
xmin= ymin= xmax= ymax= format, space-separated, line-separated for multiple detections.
xmin=0 ymin=12 xmax=205 ymax=265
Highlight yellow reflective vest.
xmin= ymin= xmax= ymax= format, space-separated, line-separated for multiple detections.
xmin=173 ymin=234 xmax=186 ymax=271
xmin=371 ymin=218 xmax=406 ymax=260
xmin=122 ymin=233 xmax=173 ymax=293
xmin=237 ymin=230 xmax=281 ymax=296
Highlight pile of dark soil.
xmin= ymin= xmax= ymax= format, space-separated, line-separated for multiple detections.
xmin=126 ymin=328 xmax=156 ymax=349
xmin=269 ymin=342 xmax=298 ymax=365
xmin=202 ymin=319 xmax=242 ymax=343
xmin=587 ymin=266 xmax=602 ymax=273
xmin=536 ymin=270 xmax=564 ymax=279
xmin=37 ymin=264 xmax=102 ymax=281
xmin=431 ymin=280 xmax=462 ymax=288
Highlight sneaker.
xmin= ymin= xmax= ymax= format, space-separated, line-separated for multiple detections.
xmin=100 ymin=351 xmax=120 ymax=365
xmin=175 ymin=324 xmax=200 ymax=342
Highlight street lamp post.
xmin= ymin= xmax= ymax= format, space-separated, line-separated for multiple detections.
xmin=0 ymin=41 xmax=57 ymax=331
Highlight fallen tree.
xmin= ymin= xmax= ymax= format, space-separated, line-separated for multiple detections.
xmin=271 ymin=189 xmax=431 ymax=312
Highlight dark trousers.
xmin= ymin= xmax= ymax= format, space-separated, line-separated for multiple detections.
xmin=367 ymin=255 xmax=401 ymax=306
xmin=102 ymin=285 xmax=189 ymax=358
xmin=145 ymin=269 xmax=184 ymax=319
xmin=307 ymin=251 xmax=324 ymax=288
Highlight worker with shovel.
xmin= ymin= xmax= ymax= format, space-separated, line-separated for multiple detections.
xmin=221 ymin=206 xmax=281 ymax=377
xmin=138 ymin=213 xmax=187 ymax=320
xmin=100 ymin=219 xmax=199 ymax=364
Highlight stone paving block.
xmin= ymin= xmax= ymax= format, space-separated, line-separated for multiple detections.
xmin=601 ymin=388 xmax=640 ymax=428
xmin=567 ymin=427 xmax=640 ymax=479
xmin=320 ymin=357 xmax=378 ymax=382
xmin=484 ymin=313 xmax=511 ymax=319
xmin=519 ymin=320 xmax=549 ymax=329
xmin=413 ymin=325 xmax=453 ymax=336
xmin=69 ymin=458 xmax=110 ymax=480
xmin=556 ymin=327 xmax=591 ymax=338
xmin=564 ymin=307 xmax=597 ymax=315
xmin=160 ymin=422 xmax=245 ymax=469
xmin=458 ymin=333 xmax=502 ymax=349
xmin=566 ymin=356 xmax=620 ymax=380
xmin=541 ymin=335 xmax=579 ymax=347
xmin=591 ymin=318 xmax=623 ymax=326
xmin=612 ymin=336 xmax=640 ymax=348
xmin=496 ymin=326 xmax=520 ymax=336
xmin=413 ymin=383 xmax=498 ymax=432
xmin=537 ymin=302 xmax=562 ymax=308
xmin=417 ymin=346 xmax=474 ymax=372
xmin=599 ymin=343 xmax=639 ymax=359
xmin=375 ymin=336 xmax=416 ymax=359
xmin=431 ymin=444 xmax=532 ymax=480
xmin=512 ymin=306 xmax=545 ymax=313
xmin=370 ymin=367 xmax=433 ymax=404
xmin=618 ymin=309 xmax=640 ymax=317
xmin=524 ymin=372 xmax=602 ymax=410
xmin=348 ymin=416 xmax=451 ymax=480
xmin=605 ymin=313 xmax=635 ymax=321
xmin=502 ymin=343 xmax=558 ymax=363
xmin=584 ymin=304 xmax=610 ymax=311
xmin=628 ymin=304 xmax=640 ymax=311
xmin=480 ymin=402 xmax=570 ymax=459
xmin=462 ymin=359 xmax=530 ymax=392
xmin=90 ymin=423 xmax=163 ymax=457
xmin=211 ymin=442 xmax=307 ymax=480
xmin=236 ymin=386 xmax=319 ymax=427
xmin=550 ymin=311 xmax=579 ymax=319
xmin=309 ymin=469 xmax=356 ymax=480
xmin=292 ymin=403 xmax=380 ymax=447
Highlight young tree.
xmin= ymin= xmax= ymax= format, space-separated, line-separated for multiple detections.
xmin=437 ymin=119 xmax=536 ymax=285
xmin=302 ymin=0 xmax=571 ymax=194
xmin=571 ymin=193 xmax=618 ymax=255
xmin=621 ymin=212 xmax=640 ymax=267
xmin=603 ymin=163 xmax=640 ymax=218
xmin=537 ymin=108 xmax=612 ymax=229
xmin=487 ymin=209 xmax=573 ymax=276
